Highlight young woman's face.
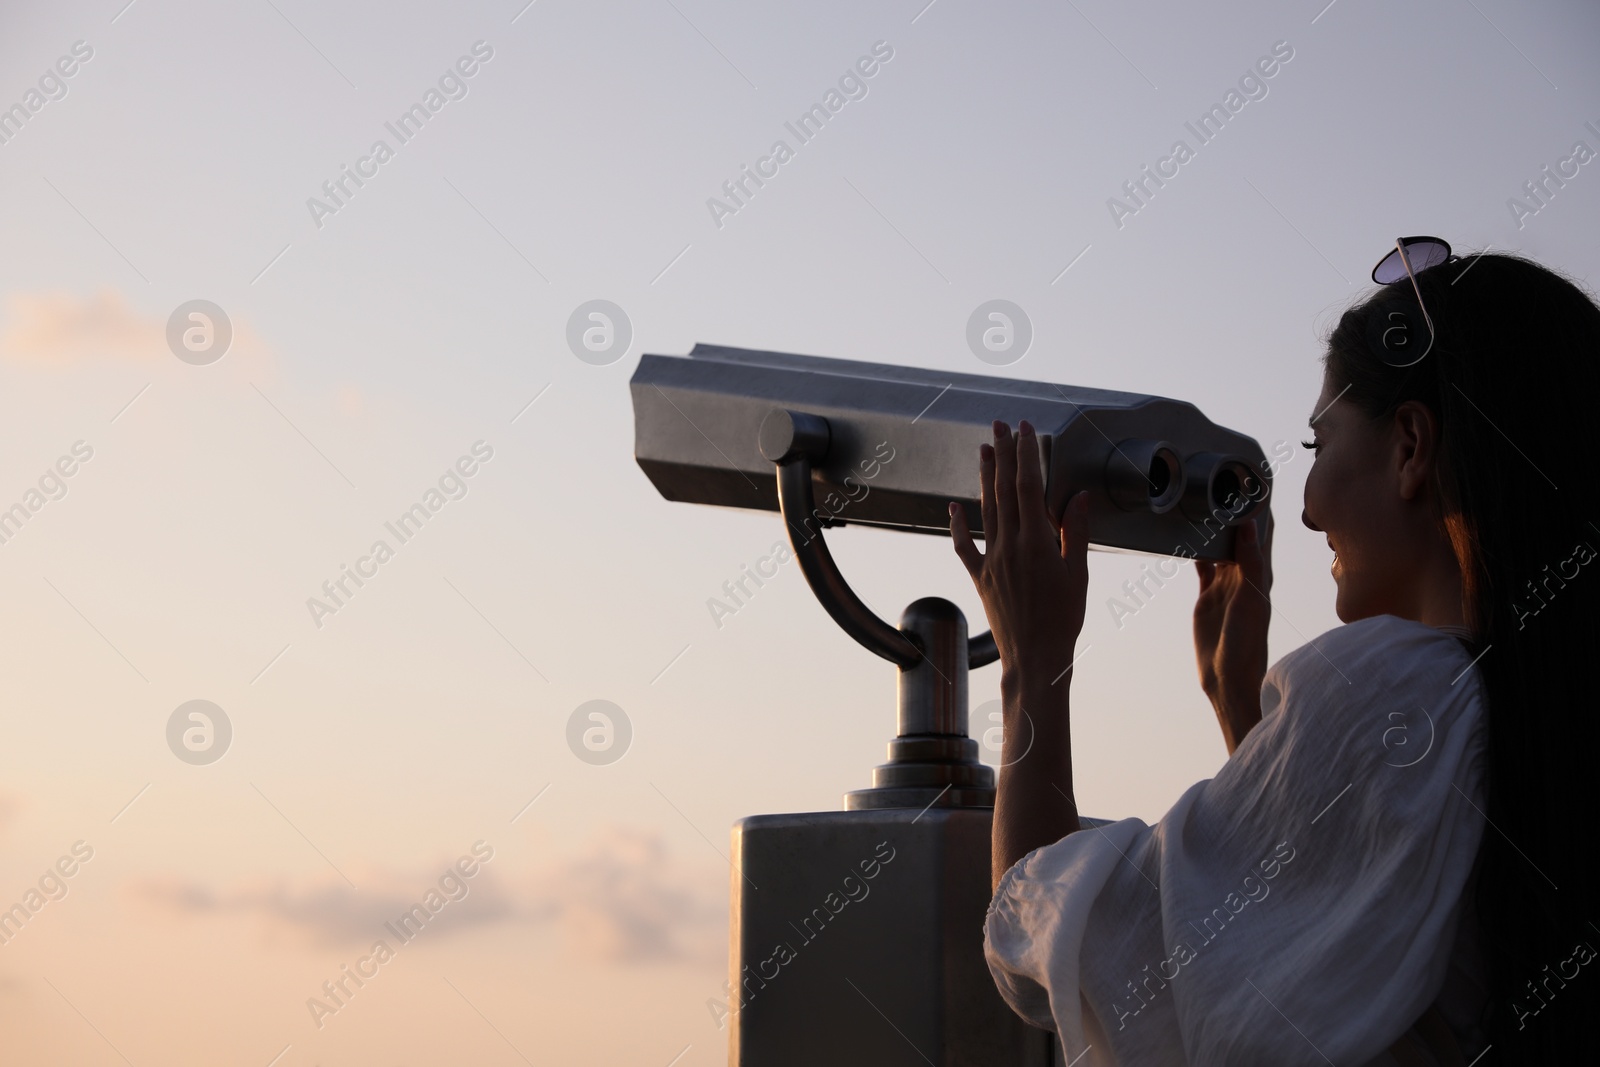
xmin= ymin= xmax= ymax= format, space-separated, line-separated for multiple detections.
xmin=1299 ymin=374 xmax=1424 ymax=622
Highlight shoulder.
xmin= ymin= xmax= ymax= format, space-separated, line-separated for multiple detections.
xmin=1264 ymin=614 xmax=1481 ymax=715
xmin=1244 ymin=615 xmax=1486 ymax=779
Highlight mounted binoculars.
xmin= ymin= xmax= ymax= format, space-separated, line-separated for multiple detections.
xmin=630 ymin=343 xmax=1272 ymax=1065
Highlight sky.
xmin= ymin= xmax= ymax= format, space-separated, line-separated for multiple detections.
xmin=0 ymin=0 xmax=1597 ymax=1064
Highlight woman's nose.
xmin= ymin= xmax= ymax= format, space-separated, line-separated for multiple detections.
xmin=1301 ymin=508 xmax=1321 ymax=532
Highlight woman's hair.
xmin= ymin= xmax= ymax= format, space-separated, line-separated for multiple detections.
xmin=1322 ymin=251 xmax=1600 ymax=1064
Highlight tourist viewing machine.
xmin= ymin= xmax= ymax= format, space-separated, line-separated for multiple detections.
xmin=630 ymin=344 xmax=1271 ymax=1065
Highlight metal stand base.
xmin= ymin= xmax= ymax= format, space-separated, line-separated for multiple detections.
xmin=729 ymin=808 xmax=1055 ymax=1066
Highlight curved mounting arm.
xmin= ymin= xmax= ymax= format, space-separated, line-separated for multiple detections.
xmin=759 ymin=408 xmax=1000 ymax=671
xmin=968 ymin=629 xmax=998 ymax=669
xmin=774 ymin=460 xmax=922 ymax=669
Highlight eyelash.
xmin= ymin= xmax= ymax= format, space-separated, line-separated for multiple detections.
xmin=1300 ymin=439 xmax=1321 ymax=454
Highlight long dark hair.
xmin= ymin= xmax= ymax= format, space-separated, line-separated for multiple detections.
xmin=1322 ymin=251 xmax=1600 ymax=1063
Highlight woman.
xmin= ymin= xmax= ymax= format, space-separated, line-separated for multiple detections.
xmin=948 ymin=246 xmax=1599 ymax=1065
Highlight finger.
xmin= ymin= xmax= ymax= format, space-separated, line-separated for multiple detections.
xmin=1195 ymin=559 xmax=1216 ymax=593
xmin=1015 ymin=420 xmax=1048 ymax=539
xmin=1059 ymin=490 xmax=1090 ymax=576
xmin=992 ymin=420 xmax=1018 ymax=545
xmin=1257 ymin=510 xmax=1276 ymax=587
xmin=949 ymin=501 xmax=983 ymax=579
xmin=979 ymin=441 xmax=997 ymax=549
xmin=1233 ymin=520 xmax=1266 ymax=591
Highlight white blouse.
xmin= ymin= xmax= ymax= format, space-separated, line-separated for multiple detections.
xmin=983 ymin=614 xmax=1490 ymax=1066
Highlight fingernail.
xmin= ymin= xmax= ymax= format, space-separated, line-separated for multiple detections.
xmin=1020 ymin=419 xmax=1033 ymax=436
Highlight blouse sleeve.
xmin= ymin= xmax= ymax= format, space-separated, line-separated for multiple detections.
xmin=983 ymin=614 xmax=1489 ymax=1067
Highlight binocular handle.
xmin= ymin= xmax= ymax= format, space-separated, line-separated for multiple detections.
xmin=760 ymin=409 xmax=1001 ymax=672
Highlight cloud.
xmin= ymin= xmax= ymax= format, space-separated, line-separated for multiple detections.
xmin=0 ymin=289 xmax=268 ymax=368
xmin=129 ymin=826 xmax=726 ymax=966
xmin=0 ymin=290 xmax=163 ymax=363
xmin=534 ymin=825 xmax=725 ymax=965
xmin=132 ymin=861 xmax=517 ymax=949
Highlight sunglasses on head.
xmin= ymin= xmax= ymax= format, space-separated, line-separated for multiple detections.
xmin=1368 ymin=236 xmax=1459 ymax=367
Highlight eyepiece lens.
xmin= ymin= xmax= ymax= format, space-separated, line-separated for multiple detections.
xmin=1213 ymin=468 xmax=1240 ymax=511
xmin=1148 ymin=456 xmax=1171 ymax=497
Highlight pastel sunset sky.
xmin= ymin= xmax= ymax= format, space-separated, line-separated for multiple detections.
xmin=1 ymin=1 xmax=1596 ymax=1064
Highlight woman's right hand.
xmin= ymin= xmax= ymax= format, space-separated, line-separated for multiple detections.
xmin=1192 ymin=512 xmax=1273 ymax=754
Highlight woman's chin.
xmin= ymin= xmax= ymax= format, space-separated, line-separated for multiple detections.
xmin=1331 ymin=568 xmax=1355 ymax=622
xmin=1332 ymin=581 xmax=1382 ymax=625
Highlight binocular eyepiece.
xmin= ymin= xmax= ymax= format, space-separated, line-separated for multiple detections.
xmin=1106 ymin=439 xmax=1267 ymax=523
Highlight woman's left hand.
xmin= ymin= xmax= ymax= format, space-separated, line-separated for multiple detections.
xmin=949 ymin=420 xmax=1091 ymax=682
xmin=1192 ymin=511 xmax=1273 ymax=752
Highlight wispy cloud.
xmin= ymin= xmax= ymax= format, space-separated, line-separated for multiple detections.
xmin=0 ymin=289 xmax=270 ymax=369
xmin=131 ymin=866 xmax=517 ymax=949
xmin=1 ymin=290 xmax=164 ymax=364
xmin=129 ymin=826 xmax=725 ymax=965
xmin=542 ymin=825 xmax=725 ymax=964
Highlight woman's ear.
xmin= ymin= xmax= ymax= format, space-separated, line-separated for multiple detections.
xmin=1392 ymin=400 xmax=1441 ymax=501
